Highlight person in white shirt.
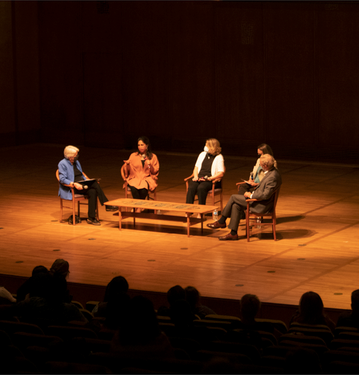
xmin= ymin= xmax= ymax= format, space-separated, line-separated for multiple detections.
xmin=186 ymin=138 xmax=225 ymax=205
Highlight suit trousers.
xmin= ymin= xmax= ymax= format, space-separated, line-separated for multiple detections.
xmin=221 ymin=194 xmax=249 ymax=231
xmin=75 ymin=181 xmax=108 ymax=219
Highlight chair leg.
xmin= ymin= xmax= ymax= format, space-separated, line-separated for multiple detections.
xmin=246 ymin=212 xmax=250 ymax=242
xmin=60 ymin=199 xmax=63 ymax=223
xmin=272 ymin=216 xmax=277 ymax=241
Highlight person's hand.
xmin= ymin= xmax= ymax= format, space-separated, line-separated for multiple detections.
xmin=244 ymin=192 xmax=252 ymax=198
xmin=245 ymin=180 xmax=258 ymax=186
xmin=74 ymin=183 xmax=83 ymax=190
xmin=192 ymin=177 xmax=198 ymax=181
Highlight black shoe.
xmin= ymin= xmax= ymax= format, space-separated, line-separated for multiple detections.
xmin=68 ymin=215 xmax=81 ymax=225
xmin=106 ymin=205 xmax=118 ymax=212
xmin=87 ymin=218 xmax=101 ymax=226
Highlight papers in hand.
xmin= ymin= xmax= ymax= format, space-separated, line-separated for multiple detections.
xmin=76 ymin=178 xmax=100 ymax=189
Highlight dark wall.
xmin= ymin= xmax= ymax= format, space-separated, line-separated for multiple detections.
xmin=3 ymin=1 xmax=359 ymax=163
xmin=0 ymin=1 xmax=40 ymax=145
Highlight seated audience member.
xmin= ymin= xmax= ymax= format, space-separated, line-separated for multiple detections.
xmin=122 ymin=136 xmax=159 ymax=201
xmin=49 ymin=259 xmax=72 ymax=302
xmin=238 ymin=294 xmax=282 ymax=342
xmin=185 ymin=286 xmax=216 ymax=319
xmin=239 ymin=294 xmax=261 ymax=329
xmin=93 ymin=276 xmax=131 ymax=330
xmin=93 ymin=276 xmax=129 ymax=316
xmin=14 ymin=273 xmax=87 ymax=328
xmin=16 ymin=265 xmax=49 ymax=302
xmin=50 ymin=259 xmax=70 ymax=279
xmin=185 ymin=138 xmax=225 ymax=205
xmin=238 ymin=143 xmax=277 ymax=195
xmin=290 ymin=291 xmax=335 ymax=331
xmin=58 ymin=145 xmax=117 ymax=227
xmin=336 ymin=289 xmax=359 ymax=328
xmin=157 ymin=285 xmax=186 ymax=316
xmin=111 ymin=295 xmax=174 ymax=360
xmin=207 ymin=154 xmax=281 ymax=241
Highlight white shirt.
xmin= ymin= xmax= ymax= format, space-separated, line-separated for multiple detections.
xmin=195 ymin=152 xmax=225 ymax=178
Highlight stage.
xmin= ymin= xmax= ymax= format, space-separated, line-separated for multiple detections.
xmin=1 ymin=143 xmax=359 ymax=312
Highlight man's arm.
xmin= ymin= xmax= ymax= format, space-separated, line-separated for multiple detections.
xmin=252 ymin=171 xmax=281 ymax=201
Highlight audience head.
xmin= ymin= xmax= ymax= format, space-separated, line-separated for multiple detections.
xmin=64 ymin=145 xmax=79 ymax=159
xmin=31 ymin=265 xmax=49 ymax=277
xmin=298 ymin=291 xmax=324 ymax=323
xmin=240 ymin=294 xmax=261 ymax=322
xmin=351 ymin=289 xmax=359 ymax=312
xmin=260 ymin=154 xmax=275 ymax=171
xmin=257 ymin=143 xmax=274 ymax=156
xmin=104 ymin=276 xmax=129 ymax=303
xmin=185 ymin=286 xmax=200 ymax=312
xmin=50 ymin=259 xmax=70 ymax=279
xmin=30 ymin=273 xmax=68 ymax=303
xmin=167 ymin=285 xmax=186 ymax=306
xmin=137 ymin=136 xmax=153 ymax=159
xmin=205 ymin=138 xmax=221 ymax=156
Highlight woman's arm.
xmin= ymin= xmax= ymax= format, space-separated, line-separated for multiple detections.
xmin=192 ymin=166 xmax=199 ymax=181
xmin=148 ymin=154 xmax=160 ymax=178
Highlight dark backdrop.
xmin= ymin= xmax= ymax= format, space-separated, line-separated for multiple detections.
xmin=2 ymin=1 xmax=359 ymax=163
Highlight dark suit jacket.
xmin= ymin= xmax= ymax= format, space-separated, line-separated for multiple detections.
xmin=250 ymin=168 xmax=282 ymax=214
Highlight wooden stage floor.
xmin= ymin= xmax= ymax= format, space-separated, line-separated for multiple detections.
xmin=1 ymin=144 xmax=359 ymax=311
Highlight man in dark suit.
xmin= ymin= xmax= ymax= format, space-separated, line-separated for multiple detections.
xmin=207 ymin=154 xmax=281 ymax=240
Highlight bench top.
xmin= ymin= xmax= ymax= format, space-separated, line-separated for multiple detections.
xmin=105 ymin=198 xmax=219 ymax=214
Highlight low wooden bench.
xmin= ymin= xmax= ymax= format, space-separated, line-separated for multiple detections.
xmin=105 ymin=198 xmax=219 ymax=237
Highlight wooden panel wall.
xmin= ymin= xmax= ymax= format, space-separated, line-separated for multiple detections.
xmin=2 ymin=1 xmax=359 ymax=163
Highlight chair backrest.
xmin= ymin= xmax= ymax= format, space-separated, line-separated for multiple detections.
xmin=56 ymin=169 xmax=60 ymax=182
xmin=121 ymin=164 xmax=129 ymax=181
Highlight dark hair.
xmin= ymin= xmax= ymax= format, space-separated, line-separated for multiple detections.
xmin=167 ymin=285 xmax=186 ymax=306
xmin=32 ymin=265 xmax=49 ymax=277
xmin=185 ymin=286 xmax=200 ymax=312
xmin=137 ymin=136 xmax=153 ymax=160
xmin=298 ymin=291 xmax=324 ymax=323
xmin=104 ymin=276 xmax=129 ymax=303
xmin=257 ymin=143 xmax=274 ymax=156
xmin=240 ymin=294 xmax=261 ymax=320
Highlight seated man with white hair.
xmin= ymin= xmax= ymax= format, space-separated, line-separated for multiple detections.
xmin=207 ymin=154 xmax=281 ymax=240
xmin=58 ymin=145 xmax=117 ymax=226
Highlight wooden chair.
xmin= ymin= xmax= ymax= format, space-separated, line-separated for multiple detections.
xmin=56 ymin=169 xmax=99 ymax=225
xmin=243 ymin=187 xmax=280 ymax=242
xmin=120 ymin=164 xmax=157 ymax=201
xmin=184 ymin=172 xmax=224 ymax=212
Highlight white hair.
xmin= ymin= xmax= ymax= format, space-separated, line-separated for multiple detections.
xmin=64 ymin=145 xmax=79 ymax=159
